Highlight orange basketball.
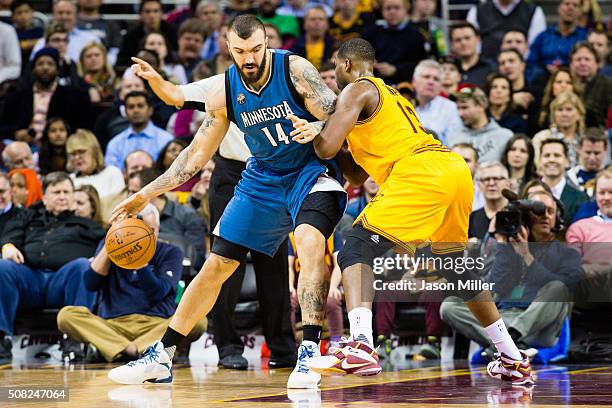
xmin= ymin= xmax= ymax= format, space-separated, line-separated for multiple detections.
xmin=105 ymin=217 xmax=156 ymax=270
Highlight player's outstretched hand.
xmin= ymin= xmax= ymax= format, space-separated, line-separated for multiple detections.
xmin=109 ymin=192 xmax=150 ymax=224
xmin=287 ymin=114 xmax=321 ymax=144
xmin=131 ymin=57 xmax=162 ymax=82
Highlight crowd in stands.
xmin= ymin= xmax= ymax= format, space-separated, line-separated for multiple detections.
xmin=0 ymin=0 xmax=610 ymax=364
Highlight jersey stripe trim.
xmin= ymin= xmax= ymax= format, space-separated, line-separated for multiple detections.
xmin=354 ymin=78 xmax=384 ymax=125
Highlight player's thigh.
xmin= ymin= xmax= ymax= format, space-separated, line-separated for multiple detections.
xmin=337 ymin=223 xmax=396 ymax=271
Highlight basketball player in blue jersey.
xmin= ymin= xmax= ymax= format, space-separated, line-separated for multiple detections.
xmin=107 ymin=15 xmax=343 ymax=389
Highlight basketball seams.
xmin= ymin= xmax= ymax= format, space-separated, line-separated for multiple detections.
xmin=105 ymin=221 xmax=156 ymax=269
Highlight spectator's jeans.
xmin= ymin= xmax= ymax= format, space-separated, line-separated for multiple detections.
xmin=57 ymin=306 xmax=207 ymax=362
xmin=0 ymin=258 xmax=94 ymax=335
xmin=440 ymin=280 xmax=570 ymax=348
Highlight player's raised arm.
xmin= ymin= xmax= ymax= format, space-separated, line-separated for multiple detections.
xmin=110 ymin=85 xmax=230 ymax=223
xmin=131 ymin=57 xmax=185 ymax=107
xmin=288 ymin=55 xmax=337 ymax=120
xmin=313 ymin=81 xmax=372 ymax=160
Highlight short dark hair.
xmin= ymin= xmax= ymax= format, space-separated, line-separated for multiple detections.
xmin=337 ymin=38 xmax=375 ymax=63
xmin=228 ymin=14 xmax=265 ymax=40
xmin=571 ymin=41 xmax=600 ymax=64
xmin=540 ymin=138 xmax=569 ymax=158
xmin=179 ymin=18 xmax=206 ymax=39
xmin=450 ymin=22 xmax=479 ymax=40
xmin=452 ymin=142 xmax=479 ymax=162
xmin=498 ymin=47 xmax=524 ymax=63
xmin=43 ymin=171 xmax=73 ymax=193
xmin=579 ymin=127 xmax=608 ymax=147
xmin=139 ymin=0 xmax=162 ymax=13
xmin=520 ymin=179 xmax=554 ymax=199
xmin=124 ymin=90 xmax=151 ymax=107
xmin=131 ymin=167 xmax=161 ymax=188
xmin=263 ymin=23 xmax=281 ymax=39
xmin=10 ymin=0 xmax=33 ymax=13
xmin=319 ymin=61 xmax=335 ymax=72
xmin=503 ymin=28 xmax=527 ymax=40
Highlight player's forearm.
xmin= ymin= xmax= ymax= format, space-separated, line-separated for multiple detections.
xmin=149 ymin=77 xmax=185 ymax=107
xmin=313 ymin=132 xmax=343 ymax=160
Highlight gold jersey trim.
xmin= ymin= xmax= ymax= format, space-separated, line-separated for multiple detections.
xmin=354 ymin=77 xmax=384 ymax=125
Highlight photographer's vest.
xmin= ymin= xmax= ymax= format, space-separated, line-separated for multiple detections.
xmin=477 ymin=0 xmax=536 ymax=59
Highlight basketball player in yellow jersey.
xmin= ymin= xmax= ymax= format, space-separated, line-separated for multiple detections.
xmin=289 ymin=38 xmax=534 ymax=385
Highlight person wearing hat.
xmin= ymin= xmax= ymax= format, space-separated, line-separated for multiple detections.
xmin=447 ymin=86 xmax=513 ymax=162
xmin=0 ymin=47 xmax=92 ymax=142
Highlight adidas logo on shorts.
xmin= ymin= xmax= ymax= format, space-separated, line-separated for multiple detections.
xmin=370 ymin=235 xmax=380 ymax=244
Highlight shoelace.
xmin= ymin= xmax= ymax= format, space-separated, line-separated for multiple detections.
xmin=296 ymin=345 xmax=315 ymax=374
xmin=127 ymin=345 xmax=160 ymax=367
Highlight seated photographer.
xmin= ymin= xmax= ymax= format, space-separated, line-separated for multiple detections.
xmin=441 ymin=190 xmax=582 ymax=359
xmin=566 ymin=168 xmax=612 ymax=306
xmin=468 ymin=161 xmax=511 ymax=241
xmin=57 ymin=204 xmax=206 ymax=362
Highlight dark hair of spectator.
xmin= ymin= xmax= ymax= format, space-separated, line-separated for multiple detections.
xmin=137 ymin=48 xmax=161 ymax=68
xmin=75 ymin=184 xmax=104 ymax=227
xmin=141 ymin=32 xmax=179 ymax=64
xmin=179 ymin=18 xmax=207 ymax=39
xmin=139 ymin=0 xmax=162 ymax=13
xmin=570 ymin=41 xmax=600 ymax=64
xmin=450 ymin=22 xmax=479 ymax=39
xmin=263 ymin=23 xmax=281 ymax=40
xmin=42 ymin=171 xmax=73 ymax=193
xmin=124 ymin=90 xmax=151 ymax=107
xmin=228 ymin=14 xmax=265 ymax=40
xmin=319 ymin=61 xmax=335 ymax=72
xmin=540 ymin=138 xmax=569 ymax=159
xmin=484 ymin=73 xmax=517 ymax=117
xmin=337 ymin=38 xmax=375 ymax=63
xmin=498 ymin=47 xmax=524 ymax=63
xmin=580 ymin=127 xmax=608 ymax=147
xmin=501 ymin=134 xmax=536 ymax=184
xmin=132 ymin=167 xmax=161 ymax=188
xmin=39 ymin=117 xmax=71 ymax=176
xmin=452 ymin=142 xmax=479 ymax=162
xmin=519 ymin=178 xmax=554 ymax=200
xmin=538 ymin=67 xmax=580 ymax=128
xmin=156 ymin=139 xmax=188 ymax=173
xmin=10 ymin=0 xmax=33 ymax=13
xmin=503 ymin=28 xmax=527 ymax=40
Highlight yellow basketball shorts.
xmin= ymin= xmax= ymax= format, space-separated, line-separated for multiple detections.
xmin=355 ymin=150 xmax=474 ymax=255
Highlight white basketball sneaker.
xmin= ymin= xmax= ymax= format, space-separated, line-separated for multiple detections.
xmin=108 ymin=341 xmax=173 ymax=385
xmin=287 ymin=341 xmax=321 ymax=389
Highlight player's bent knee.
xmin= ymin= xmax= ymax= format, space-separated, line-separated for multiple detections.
xmin=294 ymin=225 xmax=326 ymax=255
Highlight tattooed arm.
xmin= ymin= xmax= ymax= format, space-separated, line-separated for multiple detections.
xmin=288 ymin=55 xmax=337 ymax=120
xmin=110 ymin=80 xmax=230 ymax=222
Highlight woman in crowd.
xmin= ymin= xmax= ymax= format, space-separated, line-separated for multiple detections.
xmin=501 ymin=134 xmax=537 ymax=193
xmin=533 ymin=92 xmax=586 ymax=170
xmin=538 ymin=68 xmax=580 ymax=130
xmin=143 ymin=32 xmax=188 ymax=85
xmin=77 ymin=42 xmax=118 ymax=104
xmin=440 ymin=56 xmax=461 ymax=97
xmin=485 ymin=74 xmax=527 ymax=134
xmin=73 ymin=184 xmax=105 ymax=227
xmin=66 ymin=129 xmax=125 ymax=199
xmin=38 ymin=117 xmax=70 ymax=175
xmin=8 ymin=168 xmax=42 ymax=207
xmin=155 ymin=139 xmax=198 ymax=193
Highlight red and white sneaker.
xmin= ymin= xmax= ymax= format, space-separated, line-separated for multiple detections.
xmin=487 ymin=352 xmax=535 ymax=386
xmin=307 ymin=337 xmax=381 ymax=377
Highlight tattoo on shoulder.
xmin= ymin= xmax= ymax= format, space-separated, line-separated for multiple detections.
xmin=290 ymin=57 xmax=336 ymax=116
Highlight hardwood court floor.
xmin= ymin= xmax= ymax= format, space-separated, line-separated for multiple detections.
xmin=2 ymin=360 xmax=612 ymax=407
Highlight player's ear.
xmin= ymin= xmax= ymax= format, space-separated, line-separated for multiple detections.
xmin=344 ymin=59 xmax=351 ymax=73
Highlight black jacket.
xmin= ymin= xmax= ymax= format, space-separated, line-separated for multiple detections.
xmin=0 ymin=84 xmax=92 ymax=139
xmin=1 ymin=202 xmax=105 ymax=271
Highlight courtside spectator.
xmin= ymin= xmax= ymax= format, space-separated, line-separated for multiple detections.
xmin=484 ymin=73 xmax=527 ymax=134
xmin=28 ymin=22 xmax=80 ymax=88
xmin=143 ymin=32 xmax=188 ymax=85
xmin=567 ymin=128 xmax=609 ymax=197
xmin=440 ymin=56 xmax=461 ymax=96
xmin=0 ymin=172 xmax=105 ymax=361
xmin=501 ymin=134 xmax=537 ymax=193
xmin=8 ymin=168 xmax=42 ymax=207
xmin=538 ymin=67 xmax=580 ymax=130
xmin=195 ymin=0 xmax=223 ymax=61
xmin=413 ymin=59 xmax=461 ymax=145
xmin=105 ymin=91 xmax=174 ymax=171
xmin=2 ymin=141 xmax=35 ymax=171
xmin=497 ymin=49 xmax=536 ymax=117
xmin=449 ymin=22 xmax=495 ymax=88
xmin=447 ymin=87 xmax=513 ymax=161
xmin=501 ymin=29 xmax=529 ymax=58
xmin=73 ymin=184 xmax=103 ymax=227
xmin=290 ymin=6 xmax=334 ymax=70
xmin=177 ymin=18 xmax=206 ymax=81
xmin=468 ymin=161 xmax=511 ymax=240
xmin=587 ymin=30 xmax=611 ymax=76
xmin=39 ymin=117 xmax=70 ymax=175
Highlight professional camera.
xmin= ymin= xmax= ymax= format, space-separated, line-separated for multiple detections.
xmin=495 ymin=189 xmax=546 ymax=237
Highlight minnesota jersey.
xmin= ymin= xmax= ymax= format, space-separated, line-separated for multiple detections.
xmin=346 ymin=76 xmax=448 ymax=185
xmin=225 ymin=50 xmax=319 ymax=173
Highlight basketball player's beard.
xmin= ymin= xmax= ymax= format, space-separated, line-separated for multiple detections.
xmin=234 ymin=51 xmax=267 ymax=86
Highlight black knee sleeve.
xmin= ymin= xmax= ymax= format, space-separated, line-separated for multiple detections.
xmin=338 ymin=224 xmax=395 ymax=271
xmin=295 ymin=191 xmax=342 ymax=239
xmin=211 ymin=235 xmax=249 ymax=262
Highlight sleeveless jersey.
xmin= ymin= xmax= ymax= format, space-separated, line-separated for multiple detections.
xmin=346 ymin=76 xmax=448 ymax=185
xmin=225 ymin=50 xmax=319 ymax=173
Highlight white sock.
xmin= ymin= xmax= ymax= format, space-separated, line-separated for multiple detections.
xmin=485 ymin=318 xmax=522 ymax=360
xmin=348 ymin=307 xmax=373 ymax=345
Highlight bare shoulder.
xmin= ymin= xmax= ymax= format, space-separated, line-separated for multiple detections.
xmin=337 ymin=81 xmax=378 ymax=107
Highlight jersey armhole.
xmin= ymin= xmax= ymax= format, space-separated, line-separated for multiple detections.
xmin=355 ymin=78 xmax=383 ymax=125
xmin=182 ymin=101 xmax=206 ymax=111
xmin=225 ymin=71 xmax=235 ymax=123
xmin=284 ymin=53 xmax=308 ymax=112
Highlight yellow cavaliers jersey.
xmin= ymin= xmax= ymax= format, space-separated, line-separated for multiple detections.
xmin=346 ymin=77 xmax=448 ymax=185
